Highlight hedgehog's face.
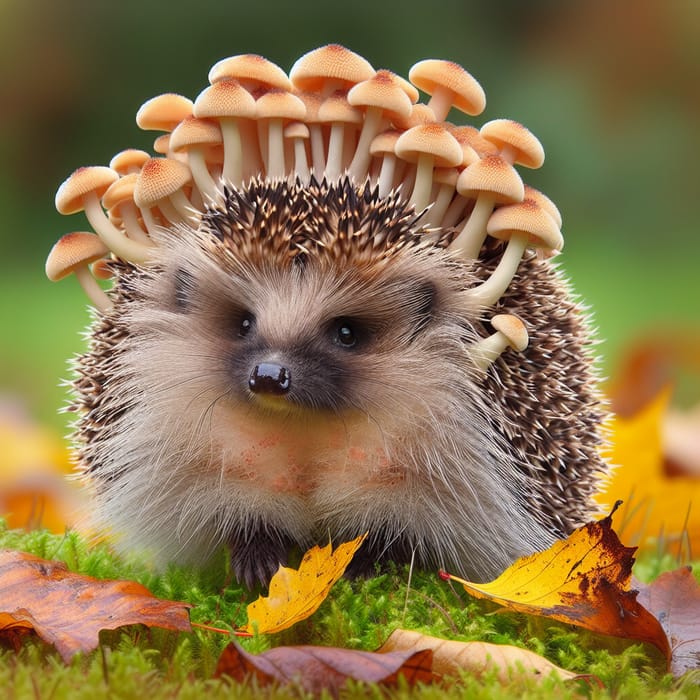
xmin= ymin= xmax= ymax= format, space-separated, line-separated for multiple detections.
xmin=155 ymin=239 xmax=461 ymax=420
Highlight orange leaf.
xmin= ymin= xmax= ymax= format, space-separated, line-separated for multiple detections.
xmin=637 ymin=567 xmax=700 ymax=677
xmin=595 ymin=390 xmax=700 ymax=553
xmin=240 ymin=533 xmax=366 ymax=635
xmin=0 ymin=550 xmax=192 ymax=661
xmin=214 ymin=641 xmax=433 ymax=693
xmin=444 ymin=510 xmax=670 ymax=656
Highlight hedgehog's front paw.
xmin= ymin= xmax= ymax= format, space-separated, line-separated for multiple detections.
xmin=228 ymin=527 xmax=295 ymax=588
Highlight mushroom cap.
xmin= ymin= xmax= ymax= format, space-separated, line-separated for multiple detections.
xmin=445 ymin=124 xmax=498 ymax=158
xmin=136 ymin=93 xmax=193 ymax=132
xmin=294 ymin=91 xmax=323 ymax=122
xmin=391 ymin=103 xmax=436 ymax=130
xmin=208 ymin=53 xmax=292 ymax=91
xmin=369 ymin=129 xmax=402 ymax=156
xmin=255 ymin=89 xmax=306 ymax=121
xmin=152 ymin=134 xmax=171 ymax=155
xmin=487 ymin=198 xmax=563 ymax=250
xmin=491 ymin=314 xmax=529 ymax=352
xmin=170 ymin=116 xmax=223 ymax=151
xmin=193 ymin=79 xmax=256 ymax=119
xmin=102 ymin=172 xmax=138 ymax=210
xmin=347 ymin=70 xmax=413 ymax=121
xmin=109 ymin=149 xmax=150 ymax=175
xmin=55 ymin=166 xmax=119 ymax=215
xmin=46 ymin=232 xmax=109 ymax=281
xmin=480 ymin=119 xmax=545 ymax=169
xmin=91 ymin=257 xmax=115 ymax=280
xmin=394 ymin=124 xmax=462 ymax=167
xmin=409 ymin=59 xmax=486 ymax=116
xmin=432 ymin=166 xmax=460 ymax=187
xmin=456 ymin=155 xmax=525 ymax=203
xmin=284 ymin=122 xmax=310 ymax=139
xmin=134 ymin=158 xmax=193 ymax=207
xmin=523 ymin=185 xmax=562 ymax=228
xmin=318 ymin=91 xmax=363 ymax=125
xmin=290 ymin=44 xmax=375 ymax=92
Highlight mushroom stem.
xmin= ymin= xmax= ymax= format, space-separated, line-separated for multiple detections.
xmin=410 ymin=152 xmax=434 ymax=212
xmin=426 ymin=86 xmax=455 ymax=122
xmin=74 ymin=266 xmax=113 ymax=313
xmin=118 ymin=202 xmax=151 ymax=243
xmin=220 ymin=118 xmax=244 ymax=186
xmin=292 ymin=137 xmax=310 ymax=183
xmin=377 ymin=153 xmax=397 ymax=198
xmin=425 ymin=183 xmax=454 ymax=226
xmin=187 ymin=149 xmax=219 ymax=202
xmin=325 ymin=123 xmax=345 ymax=180
xmin=266 ymin=119 xmax=286 ymax=179
xmin=442 ymin=194 xmax=468 ymax=228
xmin=309 ymin=124 xmax=326 ymax=176
xmin=450 ymin=194 xmax=495 ymax=259
xmin=83 ymin=191 xmax=152 ymax=263
xmin=348 ymin=107 xmax=383 ymax=182
xmin=169 ymin=189 xmax=198 ymax=224
xmin=468 ymin=233 xmax=528 ymax=306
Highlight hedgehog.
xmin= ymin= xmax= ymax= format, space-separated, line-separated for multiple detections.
xmin=47 ymin=45 xmax=607 ymax=587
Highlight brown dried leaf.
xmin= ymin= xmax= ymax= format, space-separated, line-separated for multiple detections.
xmin=0 ymin=550 xmax=192 ymax=661
xmin=636 ymin=567 xmax=700 ymax=676
xmin=214 ymin=641 xmax=433 ymax=695
xmin=445 ymin=509 xmax=670 ymax=657
xmin=379 ymin=628 xmax=577 ymax=683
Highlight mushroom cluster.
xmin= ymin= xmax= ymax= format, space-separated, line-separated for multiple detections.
xmin=48 ymin=44 xmax=563 ymax=370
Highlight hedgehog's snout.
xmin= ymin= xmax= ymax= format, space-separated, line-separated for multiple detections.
xmin=248 ymin=362 xmax=292 ymax=396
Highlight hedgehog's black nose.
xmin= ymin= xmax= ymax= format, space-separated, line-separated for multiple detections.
xmin=249 ymin=363 xmax=292 ymax=395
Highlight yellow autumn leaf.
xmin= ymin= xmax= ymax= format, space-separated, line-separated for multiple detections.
xmin=444 ymin=510 xmax=669 ymax=655
xmin=240 ymin=533 xmax=367 ymax=635
xmin=595 ymin=389 xmax=700 ymax=553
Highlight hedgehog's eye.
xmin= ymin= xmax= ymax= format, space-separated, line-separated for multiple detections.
xmin=334 ymin=319 xmax=357 ymax=348
xmin=238 ymin=311 xmax=255 ymax=338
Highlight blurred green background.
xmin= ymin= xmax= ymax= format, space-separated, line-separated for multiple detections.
xmin=1 ymin=0 xmax=698 ymax=431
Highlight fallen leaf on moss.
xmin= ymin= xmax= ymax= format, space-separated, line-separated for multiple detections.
xmin=636 ymin=567 xmax=700 ymax=677
xmin=443 ymin=509 xmax=670 ymax=657
xmin=214 ymin=641 xmax=433 ymax=694
xmin=596 ymin=390 xmax=700 ymax=554
xmin=379 ymin=628 xmax=578 ymax=683
xmin=240 ymin=533 xmax=366 ymax=635
xmin=0 ymin=550 xmax=192 ymax=661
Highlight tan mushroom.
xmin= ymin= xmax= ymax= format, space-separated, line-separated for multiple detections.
xmin=394 ymin=123 xmax=462 ymax=211
xmin=136 ymin=93 xmax=193 ymax=157
xmin=289 ymin=44 xmax=375 ymax=98
xmin=450 ymin=155 xmax=525 ymax=259
xmin=46 ymin=232 xmax=112 ymax=312
xmin=471 ymin=314 xmax=529 ymax=371
xmin=134 ymin=158 xmax=197 ymax=231
xmin=193 ymin=79 xmax=257 ymax=186
xmin=170 ymin=116 xmax=223 ymax=201
xmin=109 ymin=149 xmax=150 ymax=175
xmin=409 ymin=59 xmax=486 ymax=122
xmin=208 ymin=53 xmax=292 ymax=91
xmin=102 ymin=173 xmax=150 ymax=243
xmin=425 ymin=166 xmax=460 ymax=226
xmin=523 ymin=185 xmax=562 ymax=228
xmin=468 ymin=199 xmax=563 ymax=307
xmin=55 ymin=166 xmax=152 ymax=263
xmin=255 ymin=89 xmax=306 ymax=179
xmin=479 ymin=119 xmax=544 ymax=169
xmin=391 ymin=103 xmax=436 ymax=130
xmin=295 ymin=91 xmax=325 ymax=175
xmin=346 ymin=70 xmax=414 ymax=181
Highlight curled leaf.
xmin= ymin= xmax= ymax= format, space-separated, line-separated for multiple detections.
xmin=444 ymin=510 xmax=670 ymax=656
xmin=379 ymin=629 xmax=577 ymax=683
xmin=240 ymin=533 xmax=366 ymax=635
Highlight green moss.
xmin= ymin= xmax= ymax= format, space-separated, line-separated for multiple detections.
xmin=0 ymin=521 xmax=697 ymax=699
